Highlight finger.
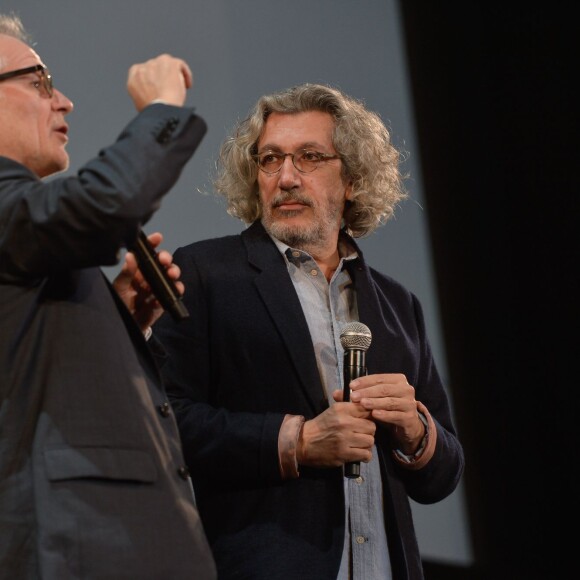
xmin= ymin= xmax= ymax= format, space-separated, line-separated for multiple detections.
xmin=359 ymin=394 xmax=416 ymax=414
xmin=180 ymin=61 xmax=193 ymax=89
xmin=350 ymin=373 xmax=408 ymax=390
xmin=332 ymin=389 xmax=344 ymax=403
xmin=123 ymin=250 xmax=138 ymax=272
xmin=146 ymin=231 xmax=163 ymax=249
xmin=349 ymin=375 xmax=385 ymax=394
xmin=157 ymin=249 xmax=174 ymax=267
xmin=114 ymin=252 xmax=138 ymax=287
xmin=165 ymin=264 xmax=182 ymax=281
xmin=351 ymin=376 xmax=413 ymax=401
xmin=348 ymin=431 xmax=376 ymax=448
xmin=333 ymin=400 xmax=372 ymax=419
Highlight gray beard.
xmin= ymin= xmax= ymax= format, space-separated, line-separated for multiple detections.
xmin=265 ymin=215 xmax=326 ymax=250
xmin=261 ymin=191 xmax=343 ymax=254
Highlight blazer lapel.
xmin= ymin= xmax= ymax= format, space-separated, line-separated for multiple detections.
xmin=243 ymin=223 xmax=328 ymax=415
xmin=344 ymin=244 xmax=400 ymax=376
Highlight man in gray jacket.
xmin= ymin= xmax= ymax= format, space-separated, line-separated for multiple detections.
xmin=0 ymin=13 xmax=215 ymax=580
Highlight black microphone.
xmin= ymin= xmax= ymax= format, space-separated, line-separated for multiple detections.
xmin=128 ymin=229 xmax=189 ymax=321
xmin=340 ymin=321 xmax=372 ymax=479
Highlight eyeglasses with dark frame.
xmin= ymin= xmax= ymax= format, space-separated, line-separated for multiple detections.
xmin=253 ymin=149 xmax=342 ymax=174
xmin=0 ymin=64 xmax=53 ymax=98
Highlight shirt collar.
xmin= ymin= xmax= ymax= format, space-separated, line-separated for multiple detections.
xmin=267 ymin=232 xmax=358 ymax=265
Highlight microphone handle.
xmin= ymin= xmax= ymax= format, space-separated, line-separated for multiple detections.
xmin=129 ymin=229 xmax=190 ymax=322
xmin=343 ymin=349 xmax=367 ymax=478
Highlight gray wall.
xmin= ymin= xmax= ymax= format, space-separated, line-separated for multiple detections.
xmin=5 ymin=0 xmax=472 ymax=565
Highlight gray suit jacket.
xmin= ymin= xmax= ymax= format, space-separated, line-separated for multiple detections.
xmin=0 ymin=105 xmax=216 ymax=579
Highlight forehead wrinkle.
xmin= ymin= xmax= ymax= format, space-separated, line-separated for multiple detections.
xmin=0 ymin=35 xmax=43 ymax=72
xmin=258 ymin=141 xmax=331 ymax=154
xmin=258 ymin=111 xmax=336 ymax=154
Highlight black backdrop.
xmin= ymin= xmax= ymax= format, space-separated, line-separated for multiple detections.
xmin=400 ymin=4 xmax=576 ymax=579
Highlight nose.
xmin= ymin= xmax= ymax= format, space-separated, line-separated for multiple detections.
xmin=51 ymin=88 xmax=74 ymax=114
xmin=277 ymin=155 xmax=300 ymax=188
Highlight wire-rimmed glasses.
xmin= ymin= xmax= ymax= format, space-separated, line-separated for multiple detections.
xmin=253 ymin=149 xmax=341 ymax=174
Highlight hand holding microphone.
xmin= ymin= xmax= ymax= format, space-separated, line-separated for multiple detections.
xmin=127 ymin=229 xmax=189 ymax=322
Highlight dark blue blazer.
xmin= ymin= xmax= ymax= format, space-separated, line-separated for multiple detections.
xmin=155 ymin=220 xmax=464 ymax=580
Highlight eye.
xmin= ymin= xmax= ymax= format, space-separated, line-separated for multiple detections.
xmin=260 ymin=152 xmax=282 ymax=166
xmin=300 ymin=150 xmax=322 ymax=162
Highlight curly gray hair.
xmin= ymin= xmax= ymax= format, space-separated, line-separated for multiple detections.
xmin=214 ymin=83 xmax=408 ymax=238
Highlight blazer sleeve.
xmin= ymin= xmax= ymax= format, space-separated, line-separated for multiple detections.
xmin=153 ymin=245 xmax=286 ymax=490
xmin=377 ymin=287 xmax=465 ymax=505
xmin=0 ymin=104 xmax=206 ymax=283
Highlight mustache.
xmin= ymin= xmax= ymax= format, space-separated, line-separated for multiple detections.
xmin=271 ymin=191 xmax=313 ymax=209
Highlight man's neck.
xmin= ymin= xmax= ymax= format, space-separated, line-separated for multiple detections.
xmin=279 ymin=237 xmax=342 ymax=282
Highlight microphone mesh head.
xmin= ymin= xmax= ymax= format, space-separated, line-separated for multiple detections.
xmin=339 ymin=321 xmax=372 ymax=351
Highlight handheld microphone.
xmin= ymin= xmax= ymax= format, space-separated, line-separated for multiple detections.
xmin=128 ymin=229 xmax=189 ymax=321
xmin=340 ymin=321 xmax=372 ymax=479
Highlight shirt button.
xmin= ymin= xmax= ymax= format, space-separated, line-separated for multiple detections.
xmin=310 ymin=269 xmax=318 ymax=276
xmin=292 ymin=250 xmax=300 ymax=258
xmin=355 ymin=476 xmax=364 ymax=484
xmin=158 ymin=402 xmax=171 ymax=417
xmin=177 ymin=465 xmax=190 ymax=480
xmin=356 ymin=536 xmax=366 ymax=544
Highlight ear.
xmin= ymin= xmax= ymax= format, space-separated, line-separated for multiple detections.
xmin=344 ymin=181 xmax=353 ymax=201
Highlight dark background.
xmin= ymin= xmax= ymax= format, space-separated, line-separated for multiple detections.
xmin=401 ymin=4 xmax=576 ymax=579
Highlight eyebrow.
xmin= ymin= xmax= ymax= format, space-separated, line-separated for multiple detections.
xmin=258 ymin=141 xmax=331 ymax=153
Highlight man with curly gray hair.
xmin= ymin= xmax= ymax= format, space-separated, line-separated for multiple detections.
xmin=214 ymin=83 xmax=406 ymax=238
xmin=155 ymin=83 xmax=464 ymax=580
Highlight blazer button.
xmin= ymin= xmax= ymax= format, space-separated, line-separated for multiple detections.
xmin=177 ymin=465 xmax=190 ymax=480
xmin=158 ymin=402 xmax=171 ymax=417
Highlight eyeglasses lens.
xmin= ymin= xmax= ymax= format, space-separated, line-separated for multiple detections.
xmin=258 ymin=151 xmax=320 ymax=174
